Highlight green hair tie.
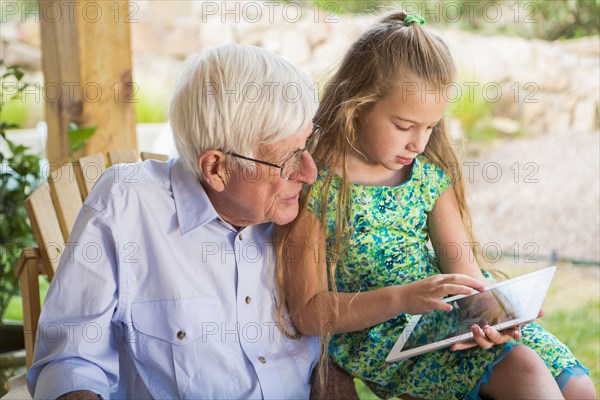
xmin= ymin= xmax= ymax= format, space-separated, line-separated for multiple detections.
xmin=404 ymin=14 xmax=426 ymax=26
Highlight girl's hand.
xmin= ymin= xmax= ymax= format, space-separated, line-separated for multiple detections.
xmin=451 ymin=310 xmax=543 ymax=351
xmin=398 ymin=274 xmax=486 ymax=315
xmin=451 ymin=324 xmax=521 ymax=351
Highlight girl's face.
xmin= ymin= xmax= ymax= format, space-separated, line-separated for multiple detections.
xmin=355 ymin=80 xmax=448 ymax=173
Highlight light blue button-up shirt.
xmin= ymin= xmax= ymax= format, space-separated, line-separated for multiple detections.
xmin=27 ymin=158 xmax=319 ymax=399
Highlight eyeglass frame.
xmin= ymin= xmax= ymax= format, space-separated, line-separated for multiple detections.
xmin=224 ymin=124 xmax=321 ymax=180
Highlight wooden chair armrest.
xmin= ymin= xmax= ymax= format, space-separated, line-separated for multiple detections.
xmin=13 ymin=247 xmax=44 ymax=368
xmin=14 ymin=248 xmax=42 ymax=278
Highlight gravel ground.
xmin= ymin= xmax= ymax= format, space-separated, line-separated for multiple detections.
xmin=464 ymin=131 xmax=600 ymax=266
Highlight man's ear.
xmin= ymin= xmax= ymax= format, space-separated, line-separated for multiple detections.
xmin=198 ymin=150 xmax=228 ymax=192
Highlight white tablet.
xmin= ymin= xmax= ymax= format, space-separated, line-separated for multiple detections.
xmin=386 ymin=266 xmax=557 ymax=362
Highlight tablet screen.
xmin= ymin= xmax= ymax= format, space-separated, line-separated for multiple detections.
xmin=401 ymin=273 xmax=537 ymax=351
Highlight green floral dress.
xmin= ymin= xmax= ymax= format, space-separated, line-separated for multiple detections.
xmin=307 ymin=155 xmax=586 ymax=399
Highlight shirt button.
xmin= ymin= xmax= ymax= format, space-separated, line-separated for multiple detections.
xmin=258 ymin=356 xmax=266 ymax=364
xmin=245 ymin=296 xmax=252 ymax=304
xmin=216 ymin=218 xmax=222 ymax=225
xmin=239 ymin=234 xmax=243 ymax=240
xmin=176 ymin=330 xmax=186 ymax=340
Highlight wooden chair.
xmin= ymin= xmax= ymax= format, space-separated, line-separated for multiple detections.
xmin=75 ymin=153 xmax=105 ymax=199
xmin=141 ymin=151 xmax=169 ymax=162
xmin=14 ymin=150 xmax=170 ymax=368
xmin=106 ymin=149 xmax=138 ymax=165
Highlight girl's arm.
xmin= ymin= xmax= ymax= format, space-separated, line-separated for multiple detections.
xmin=281 ymin=208 xmax=485 ymax=336
xmin=428 ymin=185 xmax=486 ymax=282
xmin=428 ymin=185 xmax=523 ymax=349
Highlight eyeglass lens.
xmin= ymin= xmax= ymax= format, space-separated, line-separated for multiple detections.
xmin=281 ymin=125 xmax=321 ymax=179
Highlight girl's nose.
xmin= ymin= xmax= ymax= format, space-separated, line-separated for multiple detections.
xmin=408 ymin=130 xmax=429 ymax=154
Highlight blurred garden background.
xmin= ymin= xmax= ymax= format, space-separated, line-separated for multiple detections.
xmin=1 ymin=0 xmax=599 ymax=397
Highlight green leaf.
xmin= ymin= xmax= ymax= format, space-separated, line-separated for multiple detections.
xmin=2 ymin=122 xmax=19 ymax=130
xmin=68 ymin=123 xmax=97 ymax=153
xmin=6 ymin=66 xmax=24 ymax=81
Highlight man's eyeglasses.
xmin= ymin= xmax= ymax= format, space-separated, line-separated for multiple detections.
xmin=226 ymin=124 xmax=321 ymax=181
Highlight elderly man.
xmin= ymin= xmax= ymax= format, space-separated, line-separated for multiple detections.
xmin=27 ymin=44 xmax=321 ymax=399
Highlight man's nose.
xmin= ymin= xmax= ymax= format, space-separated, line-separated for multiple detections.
xmin=289 ymin=151 xmax=317 ymax=184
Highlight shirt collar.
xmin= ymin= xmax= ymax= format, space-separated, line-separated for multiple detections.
xmin=171 ymin=158 xmax=221 ymax=235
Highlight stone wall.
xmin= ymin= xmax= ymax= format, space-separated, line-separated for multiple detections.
xmin=2 ymin=1 xmax=599 ymax=136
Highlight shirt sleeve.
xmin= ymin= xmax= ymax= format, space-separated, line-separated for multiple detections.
xmin=435 ymin=164 xmax=452 ymax=197
xmin=27 ymin=205 xmax=121 ymax=400
xmin=417 ymin=156 xmax=453 ymax=208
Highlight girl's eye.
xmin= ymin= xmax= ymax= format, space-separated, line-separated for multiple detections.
xmin=395 ymin=125 xmax=411 ymax=131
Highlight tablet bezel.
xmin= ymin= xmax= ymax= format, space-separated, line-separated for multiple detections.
xmin=386 ymin=266 xmax=557 ymax=362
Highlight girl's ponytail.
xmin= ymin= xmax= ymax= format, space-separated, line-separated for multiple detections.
xmin=378 ymin=11 xmax=407 ymax=25
xmin=379 ymin=11 xmax=426 ymax=27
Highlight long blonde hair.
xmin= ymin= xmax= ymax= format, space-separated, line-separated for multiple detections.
xmin=276 ymin=10 xmax=479 ymax=388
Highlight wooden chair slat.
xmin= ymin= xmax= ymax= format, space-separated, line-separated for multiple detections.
xmin=76 ymin=153 xmax=106 ymax=199
xmin=140 ymin=151 xmax=169 ymax=162
xmin=107 ymin=149 xmax=138 ymax=165
xmin=24 ymin=181 xmax=64 ymax=279
xmin=48 ymin=163 xmax=84 ymax=240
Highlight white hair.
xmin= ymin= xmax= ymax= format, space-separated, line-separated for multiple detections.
xmin=169 ymin=43 xmax=318 ymax=179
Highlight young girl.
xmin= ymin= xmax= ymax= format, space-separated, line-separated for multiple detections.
xmin=277 ymin=11 xmax=596 ymax=399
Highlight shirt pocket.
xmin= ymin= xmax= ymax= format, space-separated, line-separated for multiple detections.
xmin=130 ymin=298 xmax=222 ymax=398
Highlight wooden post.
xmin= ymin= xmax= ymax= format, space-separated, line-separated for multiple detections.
xmin=39 ymin=0 xmax=137 ymax=166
